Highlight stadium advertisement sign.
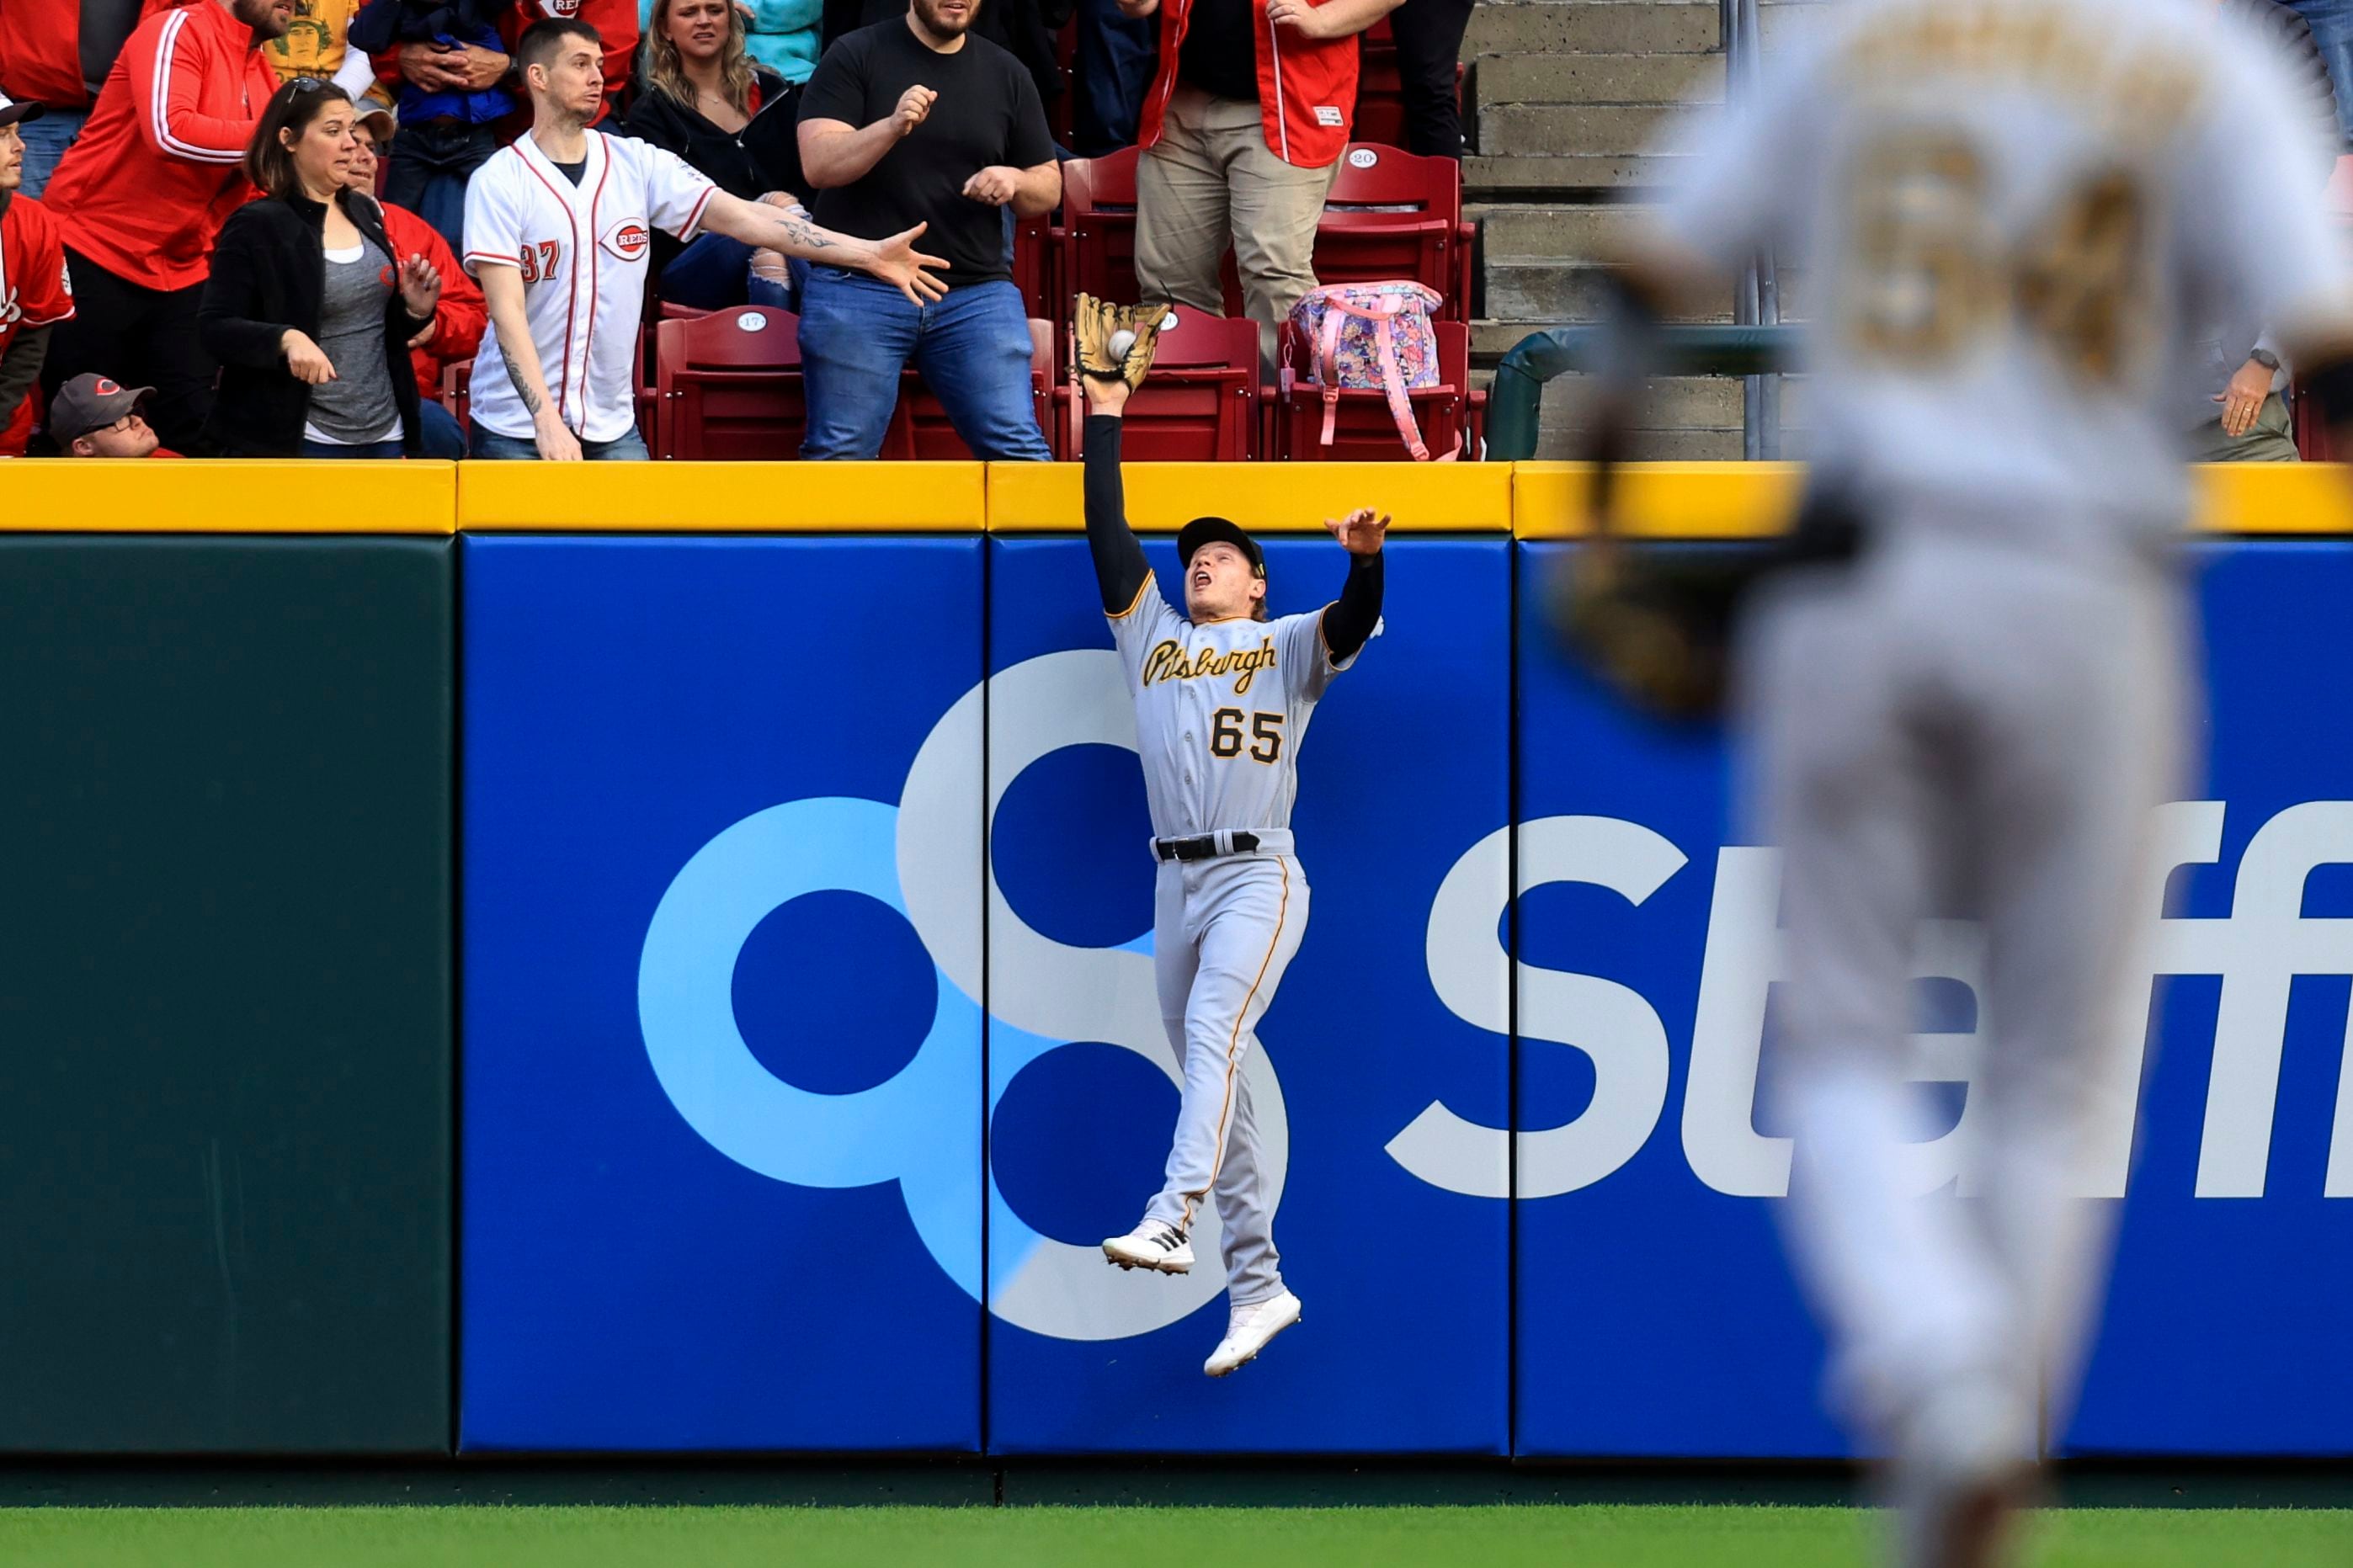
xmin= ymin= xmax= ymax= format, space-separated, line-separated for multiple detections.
xmin=460 ymin=534 xmax=2346 ymax=1457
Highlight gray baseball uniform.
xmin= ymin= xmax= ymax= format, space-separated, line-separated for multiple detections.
xmin=1653 ymin=0 xmax=2350 ymax=1464
xmin=1083 ymin=413 xmax=1381 ymax=1306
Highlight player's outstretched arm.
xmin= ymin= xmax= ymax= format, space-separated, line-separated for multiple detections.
xmin=1319 ymin=508 xmax=1389 ymax=662
xmin=1081 ymin=376 xmax=1151 ymax=617
xmin=698 ymin=194 xmax=950 ymax=306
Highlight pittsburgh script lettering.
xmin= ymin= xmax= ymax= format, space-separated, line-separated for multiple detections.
xmin=1142 ymin=637 xmax=1277 ymax=695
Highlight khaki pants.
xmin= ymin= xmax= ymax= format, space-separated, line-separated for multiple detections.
xmin=2188 ymin=392 xmax=2300 ymax=462
xmin=1136 ymin=84 xmax=1339 ymax=369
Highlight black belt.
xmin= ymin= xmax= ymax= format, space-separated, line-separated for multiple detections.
xmin=1154 ymin=832 xmax=1259 ymax=863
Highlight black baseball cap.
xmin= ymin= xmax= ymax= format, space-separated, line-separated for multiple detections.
xmin=1178 ymin=516 xmax=1265 ymax=578
xmin=0 ymin=91 xmax=45 ymax=130
xmin=49 ymin=375 xmax=154 ymax=443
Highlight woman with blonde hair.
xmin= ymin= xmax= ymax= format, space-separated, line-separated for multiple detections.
xmin=624 ymin=0 xmax=812 ymax=310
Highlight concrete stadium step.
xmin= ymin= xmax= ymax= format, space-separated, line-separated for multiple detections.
xmin=1477 ymin=52 xmax=1723 ymax=107
xmin=1465 ymin=2 xmax=1720 ymax=57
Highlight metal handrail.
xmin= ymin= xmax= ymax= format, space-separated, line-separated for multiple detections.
xmin=1727 ymin=0 xmax=1783 ymax=460
xmin=1483 ymin=324 xmax=1800 ymax=461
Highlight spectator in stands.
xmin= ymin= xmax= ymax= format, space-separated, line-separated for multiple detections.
xmin=465 ymin=18 xmax=944 ymax=460
xmin=346 ymin=100 xmax=479 ymax=454
xmin=822 ymin=0 xmax=1065 ymax=134
xmin=682 ymin=0 xmax=822 ymax=84
xmin=1072 ymin=0 xmax=1155 ymax=157
xmin=1387 ymin=0 xmax=1468 ymax=159
xmin=520 ymin=0 xmax=637 ymax=117
xmin=796 ymin=0 xmax=1059 ymax=460
xmin=2292 ymin=0 xmax=2353 ymax=151
xmin=199 ymin=78 xmax=439 ymax=457
xmin=626 ymin=0 xmax=811 ymax=310
xmin=349 ymin=0 xmax=514 ymax=250
xmin=1119 ymin=0 xmax=1403 ymax=367
xmin=0 ymin=93 xmax=74 ymax=455
xmin=0 ymin=0 xmax=146 ymax=196
xmin=2185 ymin=0 xmax=2341 ymax=461
xmin=48 ymin=373 xmax=178 ymax=455
xmin=39 ymin=0 xmax=287 ymax=455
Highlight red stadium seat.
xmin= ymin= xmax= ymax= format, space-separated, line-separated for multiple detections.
xmin=1014 ymin=212 xmax=1057 ymax=324
xmin=1274 ymin=317 xmax=1479 ymax=460
xmin=1318 ymin=143 xmax=1473 ymax=322
xmin=1060 ymin=146 xmax=1143 ymax=308
xmin=1054 ymin=306 xmax=1261 ymax=461
xmin=652 ymin=306 xmax=807 ymax=460
xmin=886 ymin=318 xmax=1059 ymax=459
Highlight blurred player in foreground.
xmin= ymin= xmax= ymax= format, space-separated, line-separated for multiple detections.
xmin=1569 ymin=1 xmax=2353 ymax=1561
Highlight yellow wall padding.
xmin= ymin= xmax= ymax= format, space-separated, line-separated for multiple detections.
xmin=456 ymin=461 xmax=988 ymax=532
xmin=0 ymin=460 xmax=458 ymax=534
xmin=988 ymin=460 xmax=1515 ymax=533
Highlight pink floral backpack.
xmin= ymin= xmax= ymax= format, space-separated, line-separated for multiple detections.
xmin=1286 ymin=281 xmax=1451 ymax=460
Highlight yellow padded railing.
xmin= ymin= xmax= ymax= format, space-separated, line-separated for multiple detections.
xmin=2 ymin=460 xmax=2348 ymax=535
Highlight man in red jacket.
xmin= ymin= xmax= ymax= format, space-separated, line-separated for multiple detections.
xmin=345 ymin=101 xmax=481 ymax=455
xmin=0 ymin=0 xmax=149 ymax=195
xmin=0 ymin=93 xmax=77 ymax=454
xmin=1119 ymin=0 xmax=1398 ymax=368
xmin=38 ymin=0 xmax=289 ymax=454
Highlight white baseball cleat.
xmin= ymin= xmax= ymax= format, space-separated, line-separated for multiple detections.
xmin=1204 ymin=1290 xmax=1302 ymax=1377
xmin=1101 ymin=1220 xmax=1193 ymax=1274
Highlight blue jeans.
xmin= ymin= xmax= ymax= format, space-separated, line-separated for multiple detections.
xmin=658 ymin=232 xmax=799 ymax=313
xmin=418 ymin=399 xmax=466 ymax=459
xmin=796 ymin=270 xmax=1050 ymax=461
xmin=16 ymin=108 xmax=87 ymax=200
xmin=301 ymin=438 xmax=407 ymax=459
xmin=467 ymin=420 xmax=650 ymax=460
xmin=386 ymin=120 xmax=499 ymax=252
xmin=2294 ymin=0 xmax=2353 ymax=148
xmin=1073 ymin=0 xmax=1158 ymax=157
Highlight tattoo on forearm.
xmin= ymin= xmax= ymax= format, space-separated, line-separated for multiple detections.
xmin=770 ymin=211 xmax=837 ymax=253
xmin=503 ymin=349 xmax=543 ymax=415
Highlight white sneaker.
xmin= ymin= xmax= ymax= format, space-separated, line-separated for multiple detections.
xmin=1204 ymin=1290 xmax=1302 ymax=1377
xmin=1101 ymin=1220 xmax=1193 ymax=1274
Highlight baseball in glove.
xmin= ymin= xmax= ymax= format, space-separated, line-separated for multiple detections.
xmin=1073 ymin=294 xmax=1174 ymax=391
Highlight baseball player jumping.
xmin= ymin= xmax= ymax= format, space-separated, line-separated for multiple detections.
xmin=1579 ymin=1 xmax=2353 ymax=1561
xmin=1074 ymin=299 xmax=1387 ymax=1378
xmin=463 ymin=17 xmax=946 ymax=460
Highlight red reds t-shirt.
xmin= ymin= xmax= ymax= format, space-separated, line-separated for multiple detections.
xmin=0 ymin=193 xmax=75 ymax=455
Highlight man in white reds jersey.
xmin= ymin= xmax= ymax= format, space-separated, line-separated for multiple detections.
xmin=1587 ymin=1 xmax=2353 ymax=1561
xmin=1078 ymin=353 xmax=1387 ymax=1379
xmin=462 ymin=17 xmax=946 ymax=460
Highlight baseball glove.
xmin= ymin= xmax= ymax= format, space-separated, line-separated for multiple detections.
xmin=1073 ymin=294 xmax=1172 ymax=390
xmin=1552 ymin=487 xmax=1866 ymax=724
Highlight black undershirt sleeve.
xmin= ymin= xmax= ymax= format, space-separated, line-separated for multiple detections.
xmin=1321 ymin=550 xmax=1384 ymax=663
xmin=1083 ymin=414 xmax=1152 ymax=615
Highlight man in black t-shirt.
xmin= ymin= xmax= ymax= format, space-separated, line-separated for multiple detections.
xmin=796 ymin=0 xmax=1061 ymax=460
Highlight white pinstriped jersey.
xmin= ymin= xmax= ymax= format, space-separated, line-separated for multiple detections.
xmin=461 ymin=130 xmax=717 ymax=442
xmin=1658 ymin=0 xmax=2352 ymax=547
xmin=1108 ymin=576 xmax=1362 ymax=841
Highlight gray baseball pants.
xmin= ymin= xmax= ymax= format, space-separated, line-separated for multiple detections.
xmin=1743 ymin=524 xmax=2191 ymax=1454
xmin=1145 ymin=851 xmax=1309 ymax=1306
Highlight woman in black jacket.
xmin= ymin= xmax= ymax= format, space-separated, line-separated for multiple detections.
xmin=626 ymin=0 xmax=812 ymax=311
xmin=199 ymin=79 xmax=442 ymax=459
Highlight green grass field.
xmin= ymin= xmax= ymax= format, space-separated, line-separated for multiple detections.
xmin=0 ymin=1505 xmax=2345 ymax=1567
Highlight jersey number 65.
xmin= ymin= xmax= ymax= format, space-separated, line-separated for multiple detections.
xmin=1211 ymin=707 xmax=1285 ymax=763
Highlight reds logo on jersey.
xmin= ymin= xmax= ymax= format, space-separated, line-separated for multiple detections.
xmin=600 ymin=218 xmax=652 ymax=262
xmin=0 ymin=290 xmax=18 ymax=328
